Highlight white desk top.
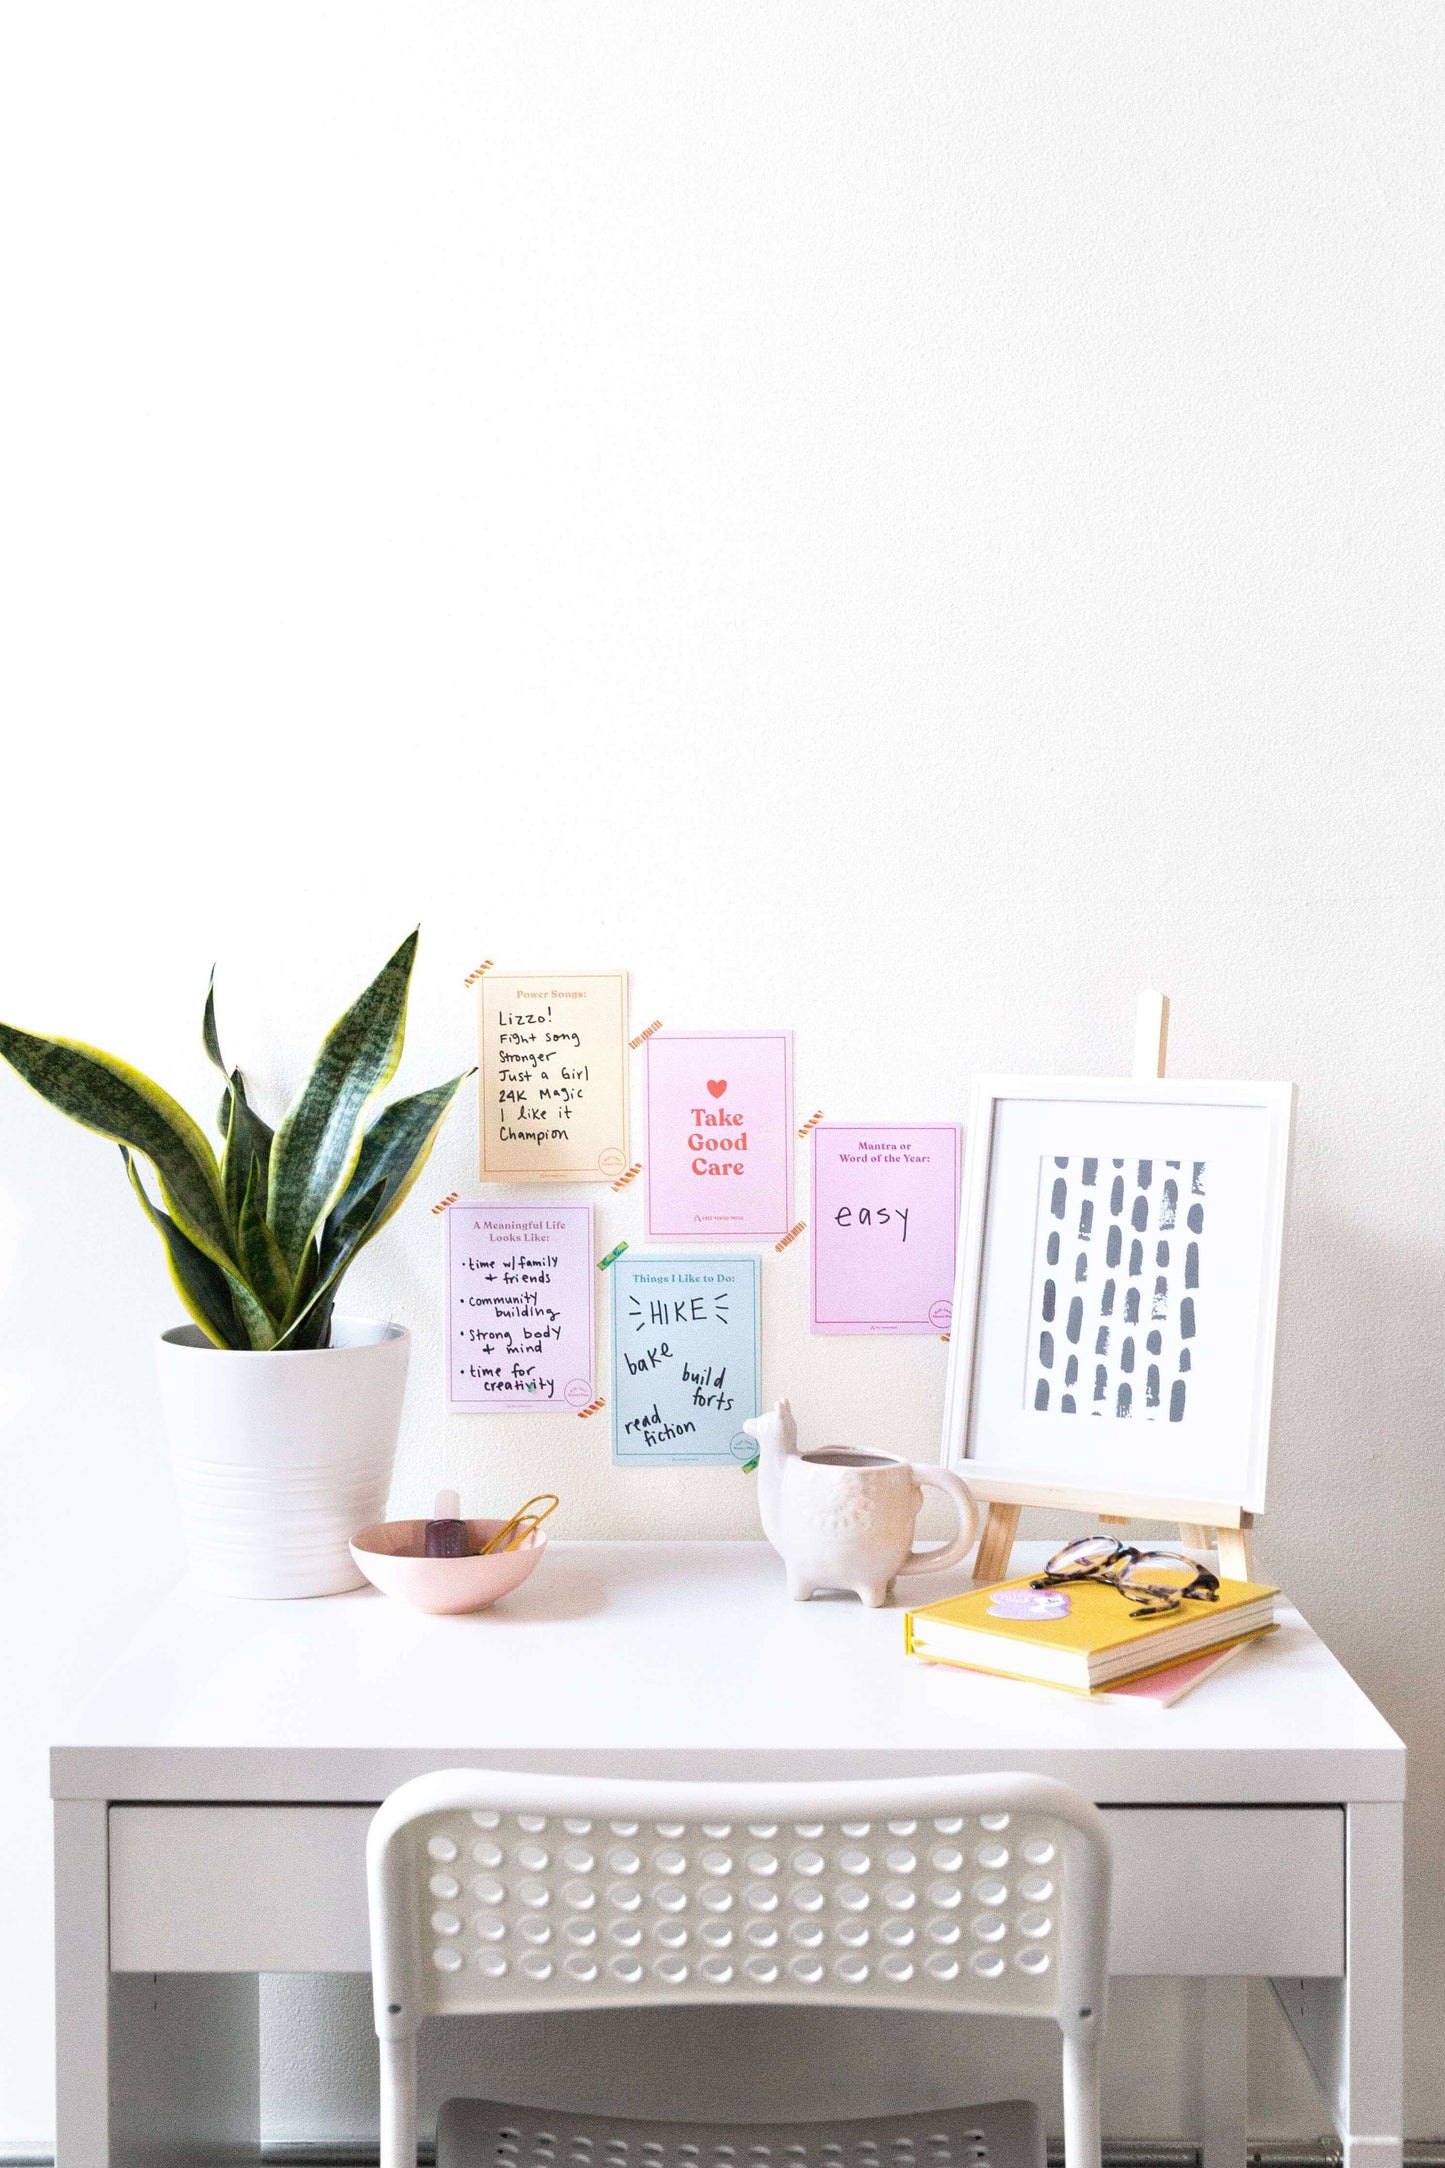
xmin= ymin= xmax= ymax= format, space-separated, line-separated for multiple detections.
xmin=51 ymin=1540 xmax=1404 ymax=1806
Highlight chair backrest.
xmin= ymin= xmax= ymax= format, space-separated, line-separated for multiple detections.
xmin=368 ymin=1770 xmax=1110 ymax=2048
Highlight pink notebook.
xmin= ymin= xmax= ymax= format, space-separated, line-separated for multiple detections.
xmin=1101 ymin=1636 xmax=1261 ymax=1708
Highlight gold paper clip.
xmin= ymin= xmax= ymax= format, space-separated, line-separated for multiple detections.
xmin=479 ymin=1493 xmax=560 ymax=1556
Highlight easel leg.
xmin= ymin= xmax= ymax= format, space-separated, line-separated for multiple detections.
xmin=1216 ymin=1525 xmax=1254 ymax=1580
xmin=1178 ymin=1523 xmax=1212 ymax=1550
xmin=972 ymin=1503 xmax=1022 ymax=1584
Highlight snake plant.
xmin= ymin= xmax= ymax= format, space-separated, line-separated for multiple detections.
xmin=0 ymin=931 xmax=470 ymax=1350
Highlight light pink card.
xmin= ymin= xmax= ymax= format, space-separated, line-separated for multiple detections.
xmin=644 ymin=1032 xmax=793 ymax=1240
xmin=810 ymin=1124 xmax=961 ymax=1334
xmin=446 ymin=1202 xmax=594 ymax=1410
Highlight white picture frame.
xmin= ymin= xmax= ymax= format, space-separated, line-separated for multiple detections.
xmin=941 ymin=1074 xmax=1295 ymax=1525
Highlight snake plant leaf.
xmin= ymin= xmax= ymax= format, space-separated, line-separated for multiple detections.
xmin=280 ymin=1291 xmax=336 ymax=1351
xmin=237 ymin=1162 xmax=293 ymax=1323
xmin=319 ymin=1071 xmax=472 ymax=1273
xmin=222 ymin=1070 xmax=274 ymax=1233
xmin=0 ymin=1023 xmax=233 ymax=1263
xmin=121 ymin=1150 xmax=237 ymax=1347
xmin=267 ymin=930 xmax=419 ymax=1273
xmin=205 ymin=976 xmax=275 ymax=1175
xmin=118 ymin=1144 xmax=281 ymax=1344
xmin=275 ymin=1176 xmax=388 ymax=1348
xmin=202 ymin=968 xmax=226 ymax=1082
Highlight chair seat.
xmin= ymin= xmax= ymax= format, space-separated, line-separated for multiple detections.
xmin=436 ymin=2095 xmax=1044 ymax=2168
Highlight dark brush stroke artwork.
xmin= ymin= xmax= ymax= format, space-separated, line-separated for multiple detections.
xmin=1030 ymin=1156 xmax=1206 ymax=1425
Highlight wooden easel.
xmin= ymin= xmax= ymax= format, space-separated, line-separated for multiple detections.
xmin=971 ymin=991 xmax=1257 ymax=1586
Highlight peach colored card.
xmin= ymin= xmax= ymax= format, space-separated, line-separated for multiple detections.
xmin=478 ymin=971 xmax=629 ymax=1181
xmin=643 ymin=1031 xmax=793 ymax=1240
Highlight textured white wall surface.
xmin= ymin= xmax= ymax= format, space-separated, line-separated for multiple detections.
xmin=1 ymin=0 xmax=1442 ymax=2148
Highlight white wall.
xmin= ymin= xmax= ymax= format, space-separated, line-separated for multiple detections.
xmin=1 ymin=0 xmax=1442 ymax=2148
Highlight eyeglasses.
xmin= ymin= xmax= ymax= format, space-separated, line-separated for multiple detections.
xmin=1032 ymin=1537 xmax=1221 ymax=1620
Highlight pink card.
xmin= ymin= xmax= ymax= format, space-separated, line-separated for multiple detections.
xmin=644 ymin=1032 xmax=793 ymax=1240
xmin=810 ymin=1124 xmax=962 ymax=1335
xmin=446 ymin=1202 xmax=594 ymax=1410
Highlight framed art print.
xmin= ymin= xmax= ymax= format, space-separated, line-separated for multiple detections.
xmin=941 ymin=1074 xmax=1295 ymax=1521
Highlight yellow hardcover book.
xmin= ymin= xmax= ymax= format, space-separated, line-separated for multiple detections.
xmin=904 ymin=1572 xmax=1279 ymax=1693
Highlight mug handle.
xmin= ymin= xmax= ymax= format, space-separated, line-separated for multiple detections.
xmin=901 ymin=1463 xmax=981 ymax=1576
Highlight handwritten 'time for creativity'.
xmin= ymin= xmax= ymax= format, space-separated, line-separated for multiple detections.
xmin=479 ymin=972 xmax=629 ymax=1180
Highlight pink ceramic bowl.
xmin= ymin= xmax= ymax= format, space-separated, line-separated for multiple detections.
xmin=349 ymin=1518 xmax=547 ymax=1615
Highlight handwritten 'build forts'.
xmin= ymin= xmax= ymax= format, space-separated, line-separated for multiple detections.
xmin=478 ymin=971 xmax=629 ymax=1180
xmin=446 ymin=1202 xmax=595 ymax=1412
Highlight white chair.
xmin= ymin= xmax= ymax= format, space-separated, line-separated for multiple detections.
xmin=368 ymin=1772 xmax=1111 ymax=2168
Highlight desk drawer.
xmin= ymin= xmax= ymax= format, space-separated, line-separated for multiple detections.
xmin=1104 ymin=1807 xmax=1343 ymax=1975
xmin=108 ymin=1803 xmax=1343 ymax=1978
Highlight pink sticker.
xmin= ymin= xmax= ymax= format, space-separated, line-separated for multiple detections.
xmin=644 ymin=1033 xmax=793 ymax=1240
xmin=988 ymin=1588 xmax=1073 ymax=1621
xmin=810 ymin=1124 xmax=962 ymax=1335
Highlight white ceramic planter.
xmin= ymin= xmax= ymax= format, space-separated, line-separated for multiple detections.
xmin=156 ymin=1316 xmax=410 ymax=1599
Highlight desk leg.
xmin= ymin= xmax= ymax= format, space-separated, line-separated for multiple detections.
xmin=55 ymin=1799 xmax=260 ymax=2167
xmin=1270 ymin=1801 xmax=1403 ymax=2168
xmin=1187 ymin=1977 xmax=1247 ymax=2168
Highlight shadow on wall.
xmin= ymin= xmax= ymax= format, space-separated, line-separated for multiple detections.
xmin=1264 ymin=1202 xmax=1445 ymax=2130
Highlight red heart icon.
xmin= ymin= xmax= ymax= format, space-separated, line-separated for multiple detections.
xmin=706 ymin=1078 xmax=727 ymax=1098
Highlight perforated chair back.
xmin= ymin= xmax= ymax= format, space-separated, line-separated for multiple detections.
xmin=368 ymin=1772 xmax=1110 ymax=2168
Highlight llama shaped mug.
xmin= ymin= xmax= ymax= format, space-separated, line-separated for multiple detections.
xmin=742 ymin=1399 xmax=980 ymax=1606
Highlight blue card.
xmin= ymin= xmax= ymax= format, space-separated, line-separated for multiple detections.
xmin=610 ymin=1255 xmax=761 ymax=1466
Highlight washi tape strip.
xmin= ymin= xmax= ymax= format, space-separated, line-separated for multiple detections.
xmin=576 ymin=1397 xmax=606 ymax=1420
xmin=796 ymin=1110 xmax=825 ymax=1138
xmin=597 ymin=1241 xmax=629 ymax=1270
xmin=431 ymin=1190 xmax=460 ymax=1215
xmin=610 ymin=1162 xmax=643 ymax=1191
xmin=462 ymin=959 xmax=495 ymax=988
xmin=774 ymin=1221 xmax=807 ymax=1252
xmin=628 ymin=1018 xmax=664 ymax=1050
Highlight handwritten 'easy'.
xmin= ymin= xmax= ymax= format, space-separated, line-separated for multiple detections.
xmin=833 ymin=1205 xmax=911 ymax=1242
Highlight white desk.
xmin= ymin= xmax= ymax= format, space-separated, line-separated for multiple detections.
xmin=51 ymin=1541 xmax=1404 ymax=2168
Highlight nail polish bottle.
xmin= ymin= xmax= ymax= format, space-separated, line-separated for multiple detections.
xmin=424 ymin=1488 xmax=470 ymax=1558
